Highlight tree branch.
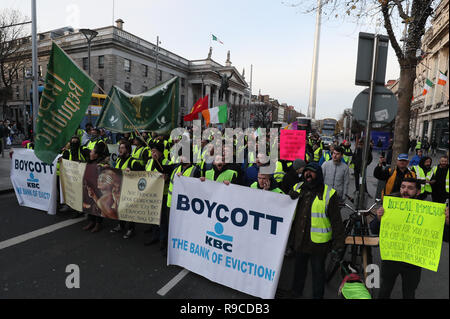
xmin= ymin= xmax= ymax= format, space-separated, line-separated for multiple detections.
xmin=393 ymin=0 xmax=411 ymax=21
xmin=381 ymin=2 xmax=405 ymax=62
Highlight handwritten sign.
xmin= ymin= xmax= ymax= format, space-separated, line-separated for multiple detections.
xmin=279 ymin=130 xmax=306 ymax=161
xmin=380 ymin=196 xmax=446 ymax=272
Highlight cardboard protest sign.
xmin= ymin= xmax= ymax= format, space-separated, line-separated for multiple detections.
xmin=60 ymin=159 xmax=164 ymax=224
xmin=168 ymin=176 xmax=297 ymax=298
xmin=279 ymin=130 xmax=306 ymax=161
xmin=380 ymin=196 xmax=446 ymax=272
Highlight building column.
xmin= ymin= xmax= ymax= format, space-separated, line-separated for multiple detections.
xmin=187 ymin=84 xmax=194 ymax=115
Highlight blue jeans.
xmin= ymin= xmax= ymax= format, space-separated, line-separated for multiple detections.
xmin=292 ymin=251 xmax=327 ymax=299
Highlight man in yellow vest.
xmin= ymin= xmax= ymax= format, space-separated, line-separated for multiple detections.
xmin=410 ymin=156 xmax=433 ymax=200
xmin=131 ymin=136 xmax=150 ymax=167
xmin=201 ymin=154 xmax=238 ymax=185
xmin=288 ymin=162 xmax=345 ymax=299
xmin=84 ymin=127 xmax=105 ymax=152
xmin=370 ymin=178 xmax=424 ymax=299
xmin=430 ymin=155 xmax=449 ymax=203
xmin=250 ymin=172 xmax=284 ymax=193
xmin=374 ymin=153 xmax=416 ymax=198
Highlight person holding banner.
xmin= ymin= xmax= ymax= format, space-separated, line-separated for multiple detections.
xmin=202 ymin=154 xmax=238 ymax=185
xmin=143 ymin=142 xmax=171 ymax=248
xmin=370 ymin=178 xmax=425 ymax=299
xmin=131 ymin=136 xmax=150 ymax=167
xmin=62 ymin=136 xmax=89 ymax=163
xmin=110 ymin=140 xmax=141 ymax=239
xmin=83 ymin=142 xmax=112 ymax=233
xmin=288 ymin=162 xmax=345 ymax=299
xmin=59 ymin=136 xmax=91 ymax=215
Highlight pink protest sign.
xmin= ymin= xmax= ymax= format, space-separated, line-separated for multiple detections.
xmin=280 ymin=130 xmax=306 ymax=161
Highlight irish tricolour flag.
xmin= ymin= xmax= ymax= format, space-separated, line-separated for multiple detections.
xmin=212 ymin=34 xmax=223 ymax=44
xmin=201 ymin=104 xmax=227 ymax=126
xmin=422 ymin=78 xmax=434 ymax=96
xmin=438 ymin=71 xmax=448 ymax=86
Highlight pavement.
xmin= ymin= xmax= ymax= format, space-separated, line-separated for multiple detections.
xmin=0 ymin=146 xmax=14 ymax=193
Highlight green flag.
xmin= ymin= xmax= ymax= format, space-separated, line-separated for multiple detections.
xmin=35 ymin=42 xmax=96 ymax=164
xmin=96 ymin=77 xmax=179 ymax=134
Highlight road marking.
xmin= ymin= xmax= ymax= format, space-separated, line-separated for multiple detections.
xmin=0 ymin=217 xmax=86 ymax=250
xmin=157 ymin=268 xmax=190 ymax=296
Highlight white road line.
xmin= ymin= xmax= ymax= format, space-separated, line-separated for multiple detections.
xmin=0 ymin=217 xmax=86 ymax=250
xmin=157 ymin=268 xmax=190 ymax=296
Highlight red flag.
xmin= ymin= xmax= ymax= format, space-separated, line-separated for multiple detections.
xmin=183 ymin=95 xmax=209 ymax=121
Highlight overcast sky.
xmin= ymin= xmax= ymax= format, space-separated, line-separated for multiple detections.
xmin=2 ymin=0 xmax=401 ymax=120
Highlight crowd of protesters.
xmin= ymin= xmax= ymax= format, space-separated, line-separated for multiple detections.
xmin=14 ymin=123 xmax=450 ymax=299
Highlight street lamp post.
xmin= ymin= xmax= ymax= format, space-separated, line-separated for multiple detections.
xmin=79 ymin=28 xmax=98 ymax=76
xmin=79 ymin=28 xmax=98 ymax=124
xmin=155 ymin=36 xmax=161 ymax=86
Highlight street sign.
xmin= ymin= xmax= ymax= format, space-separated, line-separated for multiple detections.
xmin=355 ymin=32 xmax=390 ymax=86
xmin=352 ymin=85 xmax=398 ymax=125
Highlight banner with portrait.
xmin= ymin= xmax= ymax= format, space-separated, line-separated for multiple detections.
xmin=60 ymin=159 xmax=164 ymax=224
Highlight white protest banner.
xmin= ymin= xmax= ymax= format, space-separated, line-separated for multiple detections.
xmin=10 ymin=148 xmax=58 ymax=215
xmin=168 ymin=176 xmax=297 ymax=299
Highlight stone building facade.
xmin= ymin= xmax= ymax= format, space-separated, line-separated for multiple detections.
xmin=410 ymin=0 xmax=449 ymax=151
xmin=1 ymin=20 xmax=250 ymax=129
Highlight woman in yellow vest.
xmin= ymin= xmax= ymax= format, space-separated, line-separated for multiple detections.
xmin=288 ymin=162 xmax=345 ymax=299
xmin=110 ymin=140 xmax=140 ymax=239
xmin=143 ymin=142 xmax=171 ymax=250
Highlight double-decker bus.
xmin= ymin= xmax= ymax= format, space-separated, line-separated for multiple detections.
xmin=321 ymin=118 xmax=337 ymax=137
xmin=80 ymin=93 xmax=107 ymax=128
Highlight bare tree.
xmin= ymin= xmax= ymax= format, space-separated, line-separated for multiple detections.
xmin=0 ymin=9 xmax=29 ymax=119
xmin=253 ymin=103 xmax=275 ymax=128
xmin=290 ymin=0 xmax=436 ymax=166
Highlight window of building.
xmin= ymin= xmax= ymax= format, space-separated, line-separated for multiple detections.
xmin=98 ymin=55 xmax=104 ymax=69
xmin=98 ymin=79 xmax=105 ymax=90
xmin=124 ymin=59 xmax=131 ymax=72
xmin=82 ymin=57 xmax=88 ymax=71
xmin=158 ymin=70 xmax=162 ymax=81
xmin=124 ymin=82 xmax=131 ymax=93
xmin=144 ymin=65 xmax=148 ymax=77
xmin=142 ymin=86 xmax=148 ymax=92
xmin=180 ymin=94 xmax=185 ymax=109
xmin=181 ymin=78 xmax=185 ymax=88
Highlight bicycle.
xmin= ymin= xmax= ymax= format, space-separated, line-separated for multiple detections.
xmin=325 ymin=195 xmax=381 ymax=285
